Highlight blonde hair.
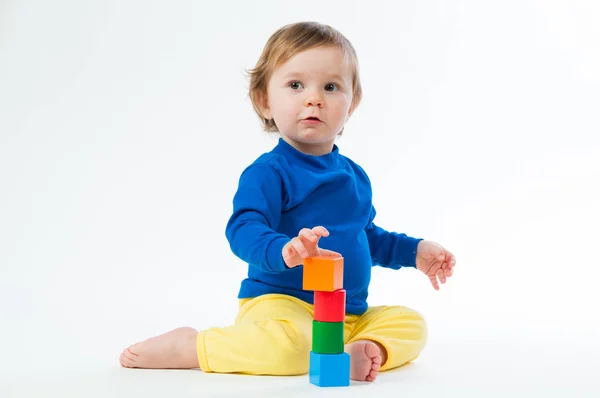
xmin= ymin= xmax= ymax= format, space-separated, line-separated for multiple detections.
xmin=246 ymin=21 xmax=362 ymax=133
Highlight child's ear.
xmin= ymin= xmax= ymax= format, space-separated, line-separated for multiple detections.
xmin=259 ymin=94 xmax=273 ymax=120
xmin=347 ymin=97 xmax=361 ymax=118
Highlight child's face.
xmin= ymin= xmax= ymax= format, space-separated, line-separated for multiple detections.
xmin=261 ymin=46 xmax=357 ymax=155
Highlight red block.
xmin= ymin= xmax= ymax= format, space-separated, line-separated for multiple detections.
xmin=314 ymin=289 xmax=346 ymax=322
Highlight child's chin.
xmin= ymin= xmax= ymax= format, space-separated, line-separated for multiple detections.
xmin=296 ymin=130 xmax=335 ymax=141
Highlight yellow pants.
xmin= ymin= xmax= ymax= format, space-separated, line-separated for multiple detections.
xmin=196 ymin=294 xmax=427 ymax=375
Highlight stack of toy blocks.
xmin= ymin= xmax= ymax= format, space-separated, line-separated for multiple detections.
xmin=303 ymin=255 xmax=350 ymax=387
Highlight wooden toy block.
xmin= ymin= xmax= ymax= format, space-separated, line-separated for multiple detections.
xmin=309 ymin=351 xmax=350 ymax=387
xmin=314 ymin=289 xmax=346 ymax=322
xmin=304 ymin=255 xmax=349 ymax=387
xmin=302 ymin=256 xmax=344 ymax=292
xmin=312 ymin=320 xmax=344 ymax=354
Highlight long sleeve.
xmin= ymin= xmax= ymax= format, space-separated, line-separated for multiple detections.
xmin=225 ymin=163 xmax=291 ymax=273
xmin=365 ymin=205 xmax=422 ymax=269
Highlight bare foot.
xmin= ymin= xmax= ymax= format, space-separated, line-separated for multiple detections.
xmin=345 ymin=340 xmax=383 ymax=382
xmin=119 ymin=327 xmax=200 ymax=369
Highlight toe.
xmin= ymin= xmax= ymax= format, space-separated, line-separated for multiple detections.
xmin=372 ymin=362 xmax=381 ymax=372
xmin=369 ymin=369 xmax=379 ymax=379
xmin=373 ymin=354 xmax=382 ymax=365
xmin=122 ymin=349 xmax=136 ymax=363
xmin=127 ymin=346 xmax=140 ymax=357
xmin=365 ymin=342 xmax=380 ymax=358
xmin=120 ymin=353 xmax=132 ymax=367
xmin=122 ymin=348 xmax=134 ymax=358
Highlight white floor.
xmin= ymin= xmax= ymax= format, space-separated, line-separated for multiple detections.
xmin=2 ymin=335 xmax=597 ymax=398
xmin=2 ymin=1 xmax=599 ymax=397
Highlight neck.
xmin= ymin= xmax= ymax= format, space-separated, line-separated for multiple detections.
xmin=280 ymin=136 xmax=335 ymax=156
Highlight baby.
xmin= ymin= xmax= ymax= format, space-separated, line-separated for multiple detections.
xmin=119 ymin=21 xmax=456 ymax=382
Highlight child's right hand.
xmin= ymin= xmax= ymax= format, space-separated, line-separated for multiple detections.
xmin=282 ymin=226 xmax=341 ymax=268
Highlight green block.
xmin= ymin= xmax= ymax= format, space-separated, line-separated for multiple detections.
xmin=312 ymin=320 xmax=344 ymax=354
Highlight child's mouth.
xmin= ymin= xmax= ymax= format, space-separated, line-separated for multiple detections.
xmin=302 ymin=117 xmax=323 ymax=124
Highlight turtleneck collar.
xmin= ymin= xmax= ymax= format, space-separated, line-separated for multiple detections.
xmin=272 ymin=138 xmax=342 ymax=172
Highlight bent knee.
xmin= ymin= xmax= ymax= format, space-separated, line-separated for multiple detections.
xmin=264 ymin=320 xmax=310 ymax=375
xmin=384 ymin=305 xmax=428 ymax=345
xmin=404 ymin=307 xmax=428 ymax=345
xmin=412 ymin=310 xmax=428 ymax=348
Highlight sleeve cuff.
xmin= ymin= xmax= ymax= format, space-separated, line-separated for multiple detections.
xmin=399 ymin=236 xmax=423 ymax=268
xmin=265 ymin=235 xmax=291 ymax=272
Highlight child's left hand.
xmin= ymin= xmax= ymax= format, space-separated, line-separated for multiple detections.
xmin=415 ymin=240 xmax=456 ymax=290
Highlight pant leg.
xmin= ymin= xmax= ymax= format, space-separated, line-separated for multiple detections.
xmin=196 ymin=293 xmax=314 ymax=375
xmin=347 ymin=305 xmax=428 ymax=372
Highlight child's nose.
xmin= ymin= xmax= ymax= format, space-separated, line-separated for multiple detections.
xmin=304 ymin=92 xmax=323 ymax=108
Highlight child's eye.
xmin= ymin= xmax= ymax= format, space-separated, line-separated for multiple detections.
xmin=289 ymin=81 xmax=303 ymax=90
xmin=325 ymin=83 xmax=339 ymax=92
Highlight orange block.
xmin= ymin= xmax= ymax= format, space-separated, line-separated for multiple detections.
xmin=303 ymin=255 xmax=344 ymax=292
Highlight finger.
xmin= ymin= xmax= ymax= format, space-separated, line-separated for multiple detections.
xmin=427 ymin=259 xmax=443 ymax=274
xmin=298 ymin=230 xmax=319 ymax=247
xmin=290 ymin=237 xmax=308 ymax=258
xmin=282 ymin=244 xmax=301 ymax=267
xmin=319 ymin=249 xmax=342 ymax=258
xmin=311 ymin=226 xmax=330 ymax=237
xmin=298 ymin=235 xmax=321 ymax=257
xmin=437 ymin=247 xmax=447 ymax=262
xmin=444 ymin=267 xmax=453 ymax=277
xmin=442 ymin=252 xmax=455 ymax=269
xmin=282 ymin=243 xmax=296 ymax=261
xmin=429 ymin=274 xmax=439 ymax=290
xmin=436 ymin=268 xmax=446 ymax=284
xmin=287 ymin=243 xmax=296 ymax=258
xmin=428 ymin=242 xmax=445 ymax=261
xmin=299 ymin=228 xmax=318 ymax=243
xmin=448 ymin=253 xmax=456 ymax=267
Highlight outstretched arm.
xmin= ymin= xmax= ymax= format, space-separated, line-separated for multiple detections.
xmin=365 ymin=206 xmax=422 ymax=269
xmin=225 ymin=164 xmax=290 ymax=273
xmin=365 ymin=206 xmax=456 ymax=289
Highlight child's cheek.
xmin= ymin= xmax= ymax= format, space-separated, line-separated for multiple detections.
xmin=288 ymin=109 xmax=298 ymax=121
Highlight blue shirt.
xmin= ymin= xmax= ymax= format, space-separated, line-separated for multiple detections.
xmin=225 ymin=138 xmax=421 ymax=315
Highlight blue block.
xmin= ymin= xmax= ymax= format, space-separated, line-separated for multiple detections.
xmin=309 ymin=351 xmax=350 ymax=387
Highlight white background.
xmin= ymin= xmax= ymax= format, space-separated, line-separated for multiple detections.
xmin=1 ymin=0 xmax=599 ymax=396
